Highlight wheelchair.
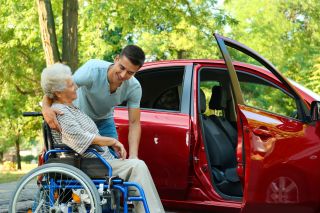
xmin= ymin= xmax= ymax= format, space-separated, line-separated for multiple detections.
xmin=9 ymin=112 xmax=150 ymax=213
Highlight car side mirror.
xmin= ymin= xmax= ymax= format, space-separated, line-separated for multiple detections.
xmin=310 ymin=101 xmax=320 ymax=121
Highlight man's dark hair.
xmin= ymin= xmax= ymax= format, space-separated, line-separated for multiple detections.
xmin=120 ymin=45 xmax=145 ymax=67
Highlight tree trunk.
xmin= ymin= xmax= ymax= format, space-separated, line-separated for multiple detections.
xmin=62 ymin=0 xmax=78 ymax=72
xmin=0 ymin=151 xmax=3 ymax=163
xmin=37 ymin=0 xmax=60 ymax=65
xmin=15 ymin=135 xmax=21 ymax=170
xmin=177 ymin=50 xmax=187 ymax=59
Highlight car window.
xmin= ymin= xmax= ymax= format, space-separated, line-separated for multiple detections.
xmin=153 ymin=86 xmax=181 ymax=111
xmin=135 ymin=67 xmax=185 ymax=112
xmin=199 ymin=68 xmax=237 ymax=121
xmin=238 ymin=73 xmax=298 ymax=119
xmin=215 ymin=39 xmax=305 ymax=120
xmin=200 ymin=81 xmax=221 ymax=116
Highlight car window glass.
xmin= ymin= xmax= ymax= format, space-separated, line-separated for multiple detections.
xmin=134 ymin=67 xmax=185 ymax=111
xmin=223 ymin=45 xmax=299 ymax=119
xmin=153 ymin=86 xmax=181 ymax=111
xmin=238 ymin=72 xmax=298 ymax=118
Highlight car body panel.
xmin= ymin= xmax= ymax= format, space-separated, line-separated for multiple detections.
xmin=114 ymin=108 xmax=191 ymax=200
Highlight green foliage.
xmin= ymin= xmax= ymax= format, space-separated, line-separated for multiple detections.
xmin=309 ymin=58 xmax=320 ymax=94
xmin=224 ymin=0 xmax=320 ymax=94
xmin=0 ymin=0 xmax=233 ymax=153
xmin=240 ymin=82 xmax=297 ymax=118
xmin=0 ymin=0 xmax=43 ymax=152
xmin=21 ymin=155 xmax=37 ymax=163
xmin=76 ymin=0 xmax=235 ymax=62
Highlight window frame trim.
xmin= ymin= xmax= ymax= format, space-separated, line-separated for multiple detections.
xmin=115 ymin=65 xmax=192 ymax=115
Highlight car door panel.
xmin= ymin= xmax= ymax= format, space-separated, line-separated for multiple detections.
xmin=114 ymin=64 xmax=193 ymax=200
xmin=239 ymin=106 xmax=320 ymax=213
xmin=115 ymin=107 xmax=191 ymax=200
xmin=214 ymin=34 xmax=320 ymax=212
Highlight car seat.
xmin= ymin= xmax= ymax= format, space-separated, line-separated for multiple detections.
xmin=200 ymin=89 xmax=243 ymax=197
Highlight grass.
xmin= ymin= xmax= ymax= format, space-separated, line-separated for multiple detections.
xmin=0 ymin=162 xmax=38 ymax=184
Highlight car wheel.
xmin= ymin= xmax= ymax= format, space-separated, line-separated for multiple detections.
xmin=265 ymin=175 xmax=302 ymax=204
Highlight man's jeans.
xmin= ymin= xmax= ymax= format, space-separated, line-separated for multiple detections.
xmin=95 ymin=117 xmax=118 ymax=139
xmin=95 ymin=117 xmax=119 ymax=158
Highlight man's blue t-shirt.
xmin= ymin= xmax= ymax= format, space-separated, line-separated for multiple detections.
xmin=72 ymin=59 xmax=142 ymax=122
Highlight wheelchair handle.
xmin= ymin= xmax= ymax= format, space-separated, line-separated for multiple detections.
xmin=23 ymin=112 xmax=43 ymax=117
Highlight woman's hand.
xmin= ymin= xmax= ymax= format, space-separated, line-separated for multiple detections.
xmin=112 ymin=139 xmax=127 ymax=160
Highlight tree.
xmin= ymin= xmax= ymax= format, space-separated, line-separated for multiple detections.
xmin=310 ymin=58 xmax=320 ymax=94
xmin=0 ymin=0 xmax=43 ymax=169
xmin=37 ymin=0 xmax=60 ymax=65
xmin=223 ymin=0 xmax=320 ymax=93
xmin=62 ymin=0 xmax=78 ymax=71
xmin=37 ymin=0 xmax=79 ymax=71
xmin=74 ymin=0 xmax=235 ymax=61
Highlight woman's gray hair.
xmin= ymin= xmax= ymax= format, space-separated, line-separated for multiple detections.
xmin=41 ymin=63 xmax=72 ymax=99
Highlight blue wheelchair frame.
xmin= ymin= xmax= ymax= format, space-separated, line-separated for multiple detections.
xmin=24 ymin=112 xmax=150 ymax=213
xmin=43 ymin=148 xmax=150 ymax=212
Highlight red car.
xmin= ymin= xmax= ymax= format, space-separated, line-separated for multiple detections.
xmin=114 ymin=34 xmax=320 ymax=213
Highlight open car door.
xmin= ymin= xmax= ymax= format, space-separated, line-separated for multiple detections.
xmin=214 ymin=34 xmax=320 ymax=213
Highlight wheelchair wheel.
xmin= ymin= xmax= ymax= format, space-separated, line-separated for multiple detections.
xmin=9 ymin=163 xmax=102 ymax=213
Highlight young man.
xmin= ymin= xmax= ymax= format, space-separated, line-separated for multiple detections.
xmin=42 ymin=45 xmax=145 ymax=159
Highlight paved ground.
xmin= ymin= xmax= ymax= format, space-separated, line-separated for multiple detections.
xmin=0 ymin=181 xmax=17 ymax=213
xmin=0 ymin=182 xmax=177 ymax=213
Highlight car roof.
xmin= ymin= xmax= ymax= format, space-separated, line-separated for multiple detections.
xmin=142 ymin=59 xmax=273 ymax=76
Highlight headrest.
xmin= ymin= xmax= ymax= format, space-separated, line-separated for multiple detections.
xmin=200 ymin=89 xmax=206 ymax=113
xmin=209 ymin=86 xmax=227 ymax=110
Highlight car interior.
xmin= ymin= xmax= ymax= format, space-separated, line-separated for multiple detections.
xmin=199 ymin=67 xmax=243 ymax=199
xmin=198 ymin=66 xmax=300 ymax=199
xmin=135 ymin=67 xmax=185 ymax=111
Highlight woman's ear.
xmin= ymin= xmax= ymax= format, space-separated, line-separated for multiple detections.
xmin=54 ymin=91 xmax=61 ymax=99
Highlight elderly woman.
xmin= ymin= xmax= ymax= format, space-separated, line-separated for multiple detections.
xmin=41 ymin=63 xmax=164 ymax=213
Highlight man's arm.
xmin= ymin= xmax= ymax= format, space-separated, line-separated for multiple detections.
xmin=42 ymin=95 xmax=63 ymax=131
xmin=127 ymin=108 xmax=141 ymax=159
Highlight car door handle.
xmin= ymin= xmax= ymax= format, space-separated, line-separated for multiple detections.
xmin=252 ymin=127 xmax=272 ymax=138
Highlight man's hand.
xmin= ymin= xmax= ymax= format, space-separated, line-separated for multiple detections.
xmin=112 ymin=140 xmax=127 ymax=160
xmin=42 ymin=107 xmax=63 ymax=131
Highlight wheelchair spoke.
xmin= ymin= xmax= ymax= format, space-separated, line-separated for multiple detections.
xmin=33 ymin=198 xmax=44 ymax=213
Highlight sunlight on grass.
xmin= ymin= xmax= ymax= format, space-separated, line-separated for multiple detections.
xmin=0 ymin=162 xmax=38 ymax=184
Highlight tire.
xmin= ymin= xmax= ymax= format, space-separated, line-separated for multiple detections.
xmin=9 ymin=163 xmax=102 ymax=213
xmin=263 ymin=171 xmax=307 ymax=204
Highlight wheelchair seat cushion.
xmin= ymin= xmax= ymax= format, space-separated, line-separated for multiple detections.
xmin=46 ymin=157 xmax=108 ymax=179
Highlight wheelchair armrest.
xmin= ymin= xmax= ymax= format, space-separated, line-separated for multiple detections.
xmin=88 ymin=145 xmax=104 ymax=152
xmin=52 ymin=144 xmax=103 ymax=152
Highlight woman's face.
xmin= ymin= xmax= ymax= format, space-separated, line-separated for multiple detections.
xmin=56 ymin=78 xmax=78 ymax=103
